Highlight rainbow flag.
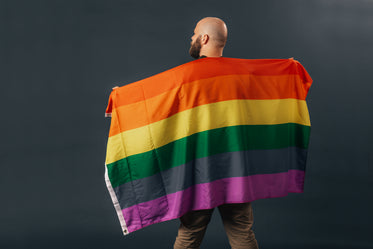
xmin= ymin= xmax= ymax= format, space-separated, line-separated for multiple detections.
xmin=104 ymin=57 xmax=312 ymax=235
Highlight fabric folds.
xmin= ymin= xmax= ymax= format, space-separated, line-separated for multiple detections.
xmin=104 ymin=57 xmax=312 ymax=235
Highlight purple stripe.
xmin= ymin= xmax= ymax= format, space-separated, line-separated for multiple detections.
xmin=122 ymin=170 xmax=304 ymax=233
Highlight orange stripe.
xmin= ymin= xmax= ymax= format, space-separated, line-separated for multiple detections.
xmin=109 ymin=74 xmax=306 ymax=137
xmin=109 ymin=58 xmax=311 ymax=109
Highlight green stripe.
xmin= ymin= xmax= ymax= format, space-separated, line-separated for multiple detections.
xmin=107 ymin=123 xmax=310 ymax=188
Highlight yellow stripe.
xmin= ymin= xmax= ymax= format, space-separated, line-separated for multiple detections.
xmin=106 ymin=99 xmax=310 ymax=164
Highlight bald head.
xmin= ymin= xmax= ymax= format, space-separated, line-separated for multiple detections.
xmin=196 ymin=17 xmax=228 ymax=48
xmin=189 ymin=17 xmax=228 ymax=58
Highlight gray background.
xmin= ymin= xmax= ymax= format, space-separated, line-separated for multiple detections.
xmin=1 ymin=0 xmax=372 ymax=248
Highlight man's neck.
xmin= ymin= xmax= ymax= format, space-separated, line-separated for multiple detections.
xmin=199 ymin=54 xmax=222 ymax=58
xmin=199 ymin=47 xmax=223 ymax=58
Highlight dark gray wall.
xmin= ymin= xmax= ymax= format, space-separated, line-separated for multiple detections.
xmin=1 ymin=0 xmax=372 ymax=248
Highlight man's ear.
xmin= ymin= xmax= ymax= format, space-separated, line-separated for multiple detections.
xmin=201 ymin=34 xmax=209 ymax=45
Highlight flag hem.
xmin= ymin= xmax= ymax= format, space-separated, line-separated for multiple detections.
xmin=105 ymin=165 xmax=129 ymax=235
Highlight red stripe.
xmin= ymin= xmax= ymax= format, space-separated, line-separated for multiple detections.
xmin=106 ymin=57 xmax=312 ymax=113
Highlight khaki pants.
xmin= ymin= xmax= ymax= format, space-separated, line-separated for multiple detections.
xmin=174 ymin=203 xmax=259 ymax=249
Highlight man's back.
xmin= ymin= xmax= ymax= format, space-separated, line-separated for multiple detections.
xmin=105 ymin=17 xmax=312 ymax=249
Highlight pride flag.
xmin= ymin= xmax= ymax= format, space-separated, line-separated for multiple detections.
xmin=104 ymin=57 xmax=312 ymax=235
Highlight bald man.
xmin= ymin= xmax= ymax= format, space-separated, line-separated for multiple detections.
xmin=173 ymin=17 xmax=259 ymax=249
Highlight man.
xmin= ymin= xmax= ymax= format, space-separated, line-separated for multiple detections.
xmin=105 ymin=15 xmax=311 ymax=249
xmin=173 ymin=17 xmax=259 ymax=249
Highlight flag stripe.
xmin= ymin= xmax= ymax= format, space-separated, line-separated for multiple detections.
xmin=106 ymin=99 xmax=310 ymax=164
xmin=121 ymin=170 xmax=305 ymax=233
xmin=114 ymin=147 xmax=307 ymax=209
xmin=107 ymin=123 xmax=310 ymax=188
xmin=106 ymin=58 xmax=311 ymax=111
xmin=109 ymin=74 xmax=307 ymax=136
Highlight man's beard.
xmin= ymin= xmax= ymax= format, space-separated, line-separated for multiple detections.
xmin=189 ymin=35 xmax=202 ymax=59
